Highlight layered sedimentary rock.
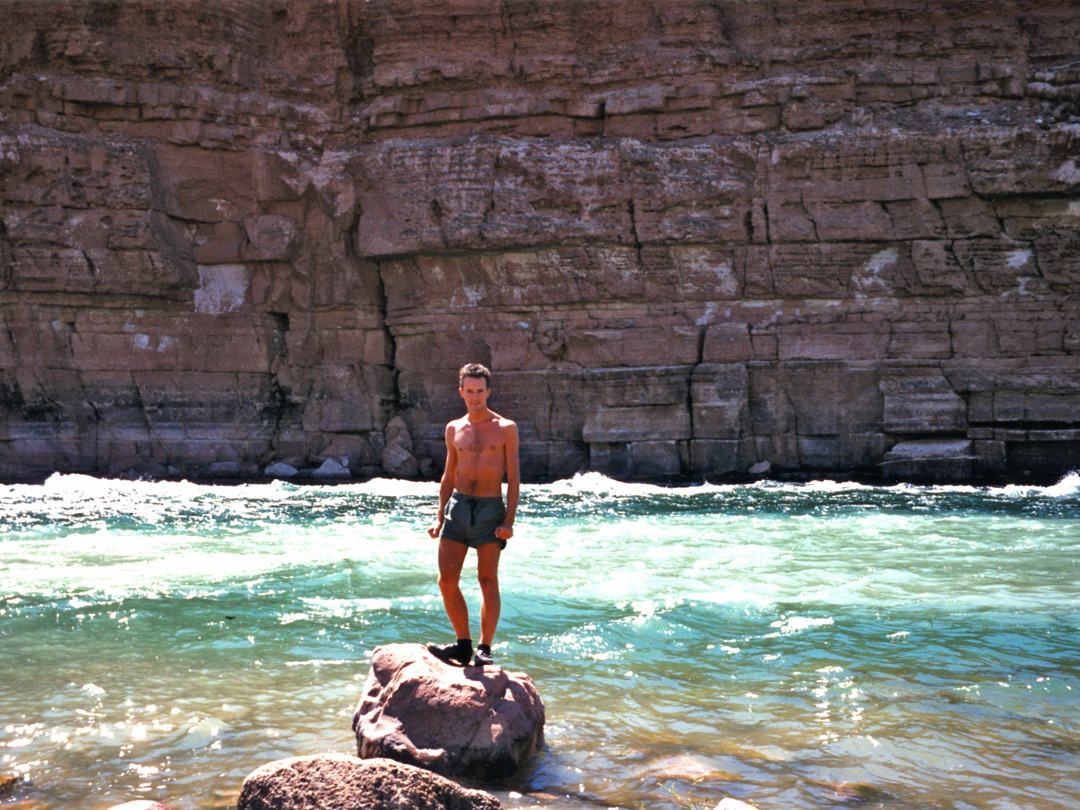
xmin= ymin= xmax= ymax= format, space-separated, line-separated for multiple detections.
xmin=1 ymin=0 xmax=1078 ymax=482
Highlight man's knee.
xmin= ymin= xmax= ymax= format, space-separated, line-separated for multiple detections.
xmin=477 ymin=570 xmax=499 ymax=593
xmin=438 ymin=571 xmax=463 ymax=592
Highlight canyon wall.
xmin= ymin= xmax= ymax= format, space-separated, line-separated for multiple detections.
xmin=1 ymin=0 xmax=1079 ymax=483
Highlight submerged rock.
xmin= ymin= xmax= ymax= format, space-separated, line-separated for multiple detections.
xmin=714 ymin=800 xmax=759 ymax=810
xmin=353 ymin=643 xmax=544 ymax=780
xmin=635 ymin=753 xmax=740 ymax=783
xmin=809 ymin=779 xmax=893 ymax=803
xmin=237 ymin=754 xmax=499 ymax=810
xmin=105 ymin=802 xmax=174 ymax=810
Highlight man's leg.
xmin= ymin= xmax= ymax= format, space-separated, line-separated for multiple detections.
xmin=437 ymin=537 xmax=471 ymax=639
xmin=428 ymin=537 xmax=473 ymax=666
xmin=476 ymin=541 xmax=502 ymax=647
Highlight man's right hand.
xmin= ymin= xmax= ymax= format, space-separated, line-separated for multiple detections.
xmin=427 ymin=521 xmax=442 ymax=539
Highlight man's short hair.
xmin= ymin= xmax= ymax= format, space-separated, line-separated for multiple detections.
xmin=459 ymin=362 xmax=491 ymax=388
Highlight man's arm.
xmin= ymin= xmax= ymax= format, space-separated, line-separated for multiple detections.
xmin=428 ymin=423 xmax=458 ymax=538
xmin=496 ymin=422 xmax=520 ymax=540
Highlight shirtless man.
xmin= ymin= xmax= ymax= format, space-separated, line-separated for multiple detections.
xmin=426 ymin=363 xmax=520 ymax=667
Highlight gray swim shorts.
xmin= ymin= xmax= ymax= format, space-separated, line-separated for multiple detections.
xmin=440 ymin=492 xmax=507 ymax=549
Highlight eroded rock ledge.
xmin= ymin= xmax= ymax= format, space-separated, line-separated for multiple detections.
xmin=2 ymin=0 xmax=1079 ymax=483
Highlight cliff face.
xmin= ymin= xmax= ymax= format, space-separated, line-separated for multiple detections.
xmin=1 ymin=0 xmax=1078 ymax=482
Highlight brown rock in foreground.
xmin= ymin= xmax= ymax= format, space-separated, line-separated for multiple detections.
xmin=237 ymin=754 xmax=500 ymax=810
xmin=2 ymin=0 xmax=1079 ymax=484
xmin=354 ymin=643 xmax=544 ymax=780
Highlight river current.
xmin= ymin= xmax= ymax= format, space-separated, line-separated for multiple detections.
xmin=1 ymin=473 xmax=1078 ymax=810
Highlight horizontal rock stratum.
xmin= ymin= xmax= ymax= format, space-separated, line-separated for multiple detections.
xmin=1 ymin=0 xmax=1079 ymax=483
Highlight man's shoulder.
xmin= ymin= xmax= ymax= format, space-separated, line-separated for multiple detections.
xmin=490 ymin=411 xmax=517 ymax=430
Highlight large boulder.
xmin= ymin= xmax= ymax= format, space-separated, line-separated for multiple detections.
xmin=237 ymin=754 xmax=500 ymax=810
xmin=353 ymin=643 xmax=544 ymax=780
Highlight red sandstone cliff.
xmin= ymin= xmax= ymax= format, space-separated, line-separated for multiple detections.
xmin=1 ymin=0 xmax=1078 ymax=482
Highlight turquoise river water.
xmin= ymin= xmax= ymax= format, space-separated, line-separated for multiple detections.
xmin=1 ymin=473 xmax=1079 ymax=810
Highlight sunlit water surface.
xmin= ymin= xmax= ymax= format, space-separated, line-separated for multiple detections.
xmin=1 ymin=473 xmax=1079 ymax=810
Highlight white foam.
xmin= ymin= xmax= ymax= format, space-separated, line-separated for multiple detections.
xmin=532 ymin=471 xmax=733 ymax=498
xmin=334 ymin=478 xmax=436 ymax=498
xmin=1040 ymin=472 xmax=1080 ymax=498
xmin=767 ymin=616 xmax=835 ymax=637
xmin=21 ymin=469 xmax=1079 ymax=505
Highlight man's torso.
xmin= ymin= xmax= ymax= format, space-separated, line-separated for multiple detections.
xmin=451 ymin=413 xmax=512 ymax=498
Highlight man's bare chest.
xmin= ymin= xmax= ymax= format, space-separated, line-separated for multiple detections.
xmin=456 ymin=423 xmax=502 ymax=456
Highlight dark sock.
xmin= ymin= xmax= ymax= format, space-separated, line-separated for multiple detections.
xmin=474 ymin=643 xmax=494 ymax=665
xmin=477 ymin=644 xmax=491 ymax=656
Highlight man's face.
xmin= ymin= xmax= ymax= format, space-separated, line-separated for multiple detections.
xmin=459 ymin=376 xmax=490 ymax=413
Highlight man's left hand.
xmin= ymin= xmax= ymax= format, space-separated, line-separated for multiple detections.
xmin=495 ymin=524 xmax=513 ymax=541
